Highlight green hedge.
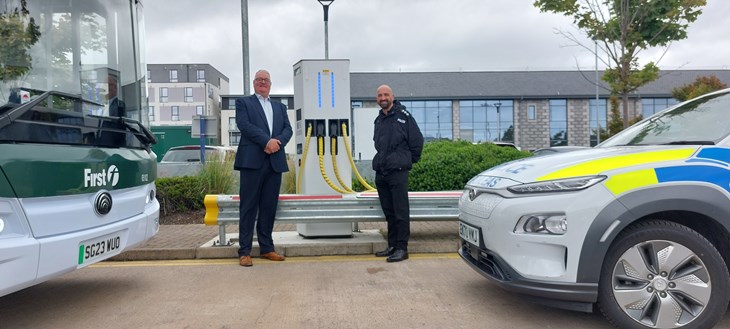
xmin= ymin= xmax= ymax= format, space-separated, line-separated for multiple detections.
xmin=156 ymin=176 xmax=205 ymax=215
xmin=409 ymin=140 xmax=532 ymax=191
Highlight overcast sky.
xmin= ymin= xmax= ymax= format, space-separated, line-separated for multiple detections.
xmin=144 ymin=0 xmax=730 ymax=95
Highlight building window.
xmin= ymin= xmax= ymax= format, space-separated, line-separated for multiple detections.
xmin=589 ymin=99 xmax=608 ymax=146
xmin=147 ymin=70 xmax=151 ymax=83
xmin=229 ymin=117 xmax=238 ymax=131
xmin=228 ymin=99 xmax=236 ymax=109
xmin=169 ymin=69 xmax=178 ymax=82
xmin=196 ymin=105 xmax=204 ymax=115
xmin=280 ymin=98 xmax=289 ymax=108
xmin=229 ymin=132 xmax=241 ymax=146
xmin=459 ymin=100 xmax=514 ymax=142
xmin=196 ymin=69 xmax=205 ymax=82
xmin=641 ymin=98 xmax=678 ymax=118
xmin=185 ymin=87 xmax=193 ymax=102
xmin=171 ymin=106 xmax=179 ymax=121
xmin=549 ymin=99 xmax=568 ymax=146
xmin=528 ymin=104 xmax=536 ymax=120
xmin=159 ymin=87 xmax=168 ymax=103
xmin=148 ymin=106 xmax=155 ymax=121
xmin=351 ymin=101 xmax=363 ymax=109
xmin=401 ymin=100 xmax=453 ymax=141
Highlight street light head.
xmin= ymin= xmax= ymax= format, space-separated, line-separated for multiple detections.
xmin=318 ymin=0 xmax=334 ymax=6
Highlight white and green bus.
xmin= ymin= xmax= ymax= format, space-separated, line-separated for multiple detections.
xmin=0 ymin=0 xmax=159 ymax=297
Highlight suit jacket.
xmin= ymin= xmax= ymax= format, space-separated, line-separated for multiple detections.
xmin=233 ymin=94 xmax=292 ymax=173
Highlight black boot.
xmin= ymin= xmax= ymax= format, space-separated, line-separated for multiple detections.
xmin=375 ymin=247 xmax=396 ymax=257
xmin=387 ymin=249 xmax=408 ymax=262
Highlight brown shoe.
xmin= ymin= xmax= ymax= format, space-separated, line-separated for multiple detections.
xmin=239 ymin=256 xmax=253 ymax=267
xmin=260 ymin=251 xmax=285 ymax=261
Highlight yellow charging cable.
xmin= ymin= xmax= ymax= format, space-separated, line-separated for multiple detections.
xmin=296 ymin=124 xmax=313 ymax=194
xmin=318 ymin=136 xmax=351 ymax=194
xmin=341 ymin=122 xmax=377 ymax=191
xmin=330 ymin=135 xmax=355 ymax=193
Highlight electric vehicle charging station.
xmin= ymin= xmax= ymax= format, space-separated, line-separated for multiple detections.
xmin=293 ymin=59 xmax=354 ymax=237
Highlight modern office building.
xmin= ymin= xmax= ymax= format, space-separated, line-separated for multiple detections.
xmin=221 ymin=69 xmax=730 ymax=154
xmin=147 ymin=64 xmax=229 ymax=158
xmin=147 ymin=63 xmax=229 ymax=127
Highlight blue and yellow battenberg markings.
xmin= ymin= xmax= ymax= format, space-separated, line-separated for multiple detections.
xmin=537 ymin=147 xmax=730 ymax=196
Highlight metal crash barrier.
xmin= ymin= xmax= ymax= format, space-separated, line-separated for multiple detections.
xmin=204 ymin=191 xmax=462 ymax=245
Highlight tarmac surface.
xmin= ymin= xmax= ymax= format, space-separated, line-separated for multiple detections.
xmin=111 ymin=221 xmax=460 ymax=261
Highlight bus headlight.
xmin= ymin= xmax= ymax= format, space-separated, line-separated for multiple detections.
xmin=0 ymin=200 xmax=26 ymax=238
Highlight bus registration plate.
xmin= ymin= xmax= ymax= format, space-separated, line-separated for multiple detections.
xmin=459 ymin=222 xmax=480 ymax=246
xmin=78 ymin=231 xmax=124 ymax=266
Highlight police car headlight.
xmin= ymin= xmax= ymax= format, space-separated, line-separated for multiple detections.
xmin=507 ymin=175 xmax=606 ymax=194
xmin=515 ymin=215 xmax=567 ymax=235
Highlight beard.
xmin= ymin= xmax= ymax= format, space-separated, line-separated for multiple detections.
xmin=379 ymin=99 xmax=392 ymax=110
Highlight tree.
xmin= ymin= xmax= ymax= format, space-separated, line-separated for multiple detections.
xmin=534 ymin=0 xmax=706 ymax=128
xmin=0 ymin=0 xmax=40 ymax=84
xmin=672 ymin=75 xmax=727 ymax=101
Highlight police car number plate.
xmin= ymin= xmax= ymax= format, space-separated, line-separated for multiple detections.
xmin=78 ymin=231 xmax=124 ymax=267
xmin=459 ymin=222 xmax=480 ymax=246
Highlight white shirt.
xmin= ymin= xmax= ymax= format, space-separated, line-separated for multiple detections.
xmin=256 ymin=94 xmax=273 ymax=137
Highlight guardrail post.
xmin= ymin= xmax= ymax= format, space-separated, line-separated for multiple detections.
xmin=217 ymin=225 xmax=227 ymax=246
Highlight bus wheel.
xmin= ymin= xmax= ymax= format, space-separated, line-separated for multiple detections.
xmin=597 ymin=220 xmax=729 ymax=329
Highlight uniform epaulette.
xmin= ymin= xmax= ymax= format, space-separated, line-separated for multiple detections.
xmin=399 ymin=108 xmax=411 ymax=117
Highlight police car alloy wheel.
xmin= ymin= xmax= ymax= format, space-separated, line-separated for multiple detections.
xmin=598 ymin=220 xmax=730 ymax=329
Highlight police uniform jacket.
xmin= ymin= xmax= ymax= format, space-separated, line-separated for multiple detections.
xmin=372 ymin=101 xmax=424 ymax=175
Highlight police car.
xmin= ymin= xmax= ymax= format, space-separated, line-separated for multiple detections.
xmin=458 ymin=88 xmax=730 ymax=329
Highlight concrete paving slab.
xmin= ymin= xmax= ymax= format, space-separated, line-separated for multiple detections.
xmin=198 ymin=230 xmax=386 ymax=258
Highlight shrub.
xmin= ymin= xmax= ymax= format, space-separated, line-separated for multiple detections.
xmin=197 ymin=152 xmax=237 ymax=195
xmin=281 ymin=158 xmax=296 ymax=194
xmin=409 ymin=140 xmax=532 ymax=191
xmin=351 ymin=176 xmax=376 ymax=192
xmin=157 ymin=152 xmax=237 ymax=216
xmin=156 ymin=176 xmax=204 ymax=215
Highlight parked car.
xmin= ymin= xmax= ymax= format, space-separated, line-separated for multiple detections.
xmin=158 ymin=145 xmax=235 ymax=177
xmin=458 ymin=88 xmax=730 ymax=329
xmin=531 ymin=146 xmax=589 ymax=157
xmin=474 ymin=141 xmax=521 ymax=151
xmin=160 ymin=145 xmax=235 ymax=163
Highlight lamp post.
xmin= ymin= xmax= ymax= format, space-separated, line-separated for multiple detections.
xmin=486 ymin=102 xmax=502 ymax=141
xmin=318 ymin=0 xmax=334 ymax=59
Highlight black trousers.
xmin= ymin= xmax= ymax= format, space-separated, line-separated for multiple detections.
xmin=238 ymin=159 xmax=282 ymax=257
xmin=375 ymin=170 xmax=410 ymax=251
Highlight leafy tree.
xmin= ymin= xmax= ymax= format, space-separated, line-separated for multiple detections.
xmin=0 ymin=0 xmax=40 ymax=86
xmin=503 ymin=125 xmax=515 ymax=142
xmin=603 ymin=95 xmax=642 ymax=141
xmin=606 ymin=95 xmax=624 ymax=138
xmin=534 ymin=0 xmax=706 ymax=128
xmin=672 ymin=75 xmax=727 ymax=101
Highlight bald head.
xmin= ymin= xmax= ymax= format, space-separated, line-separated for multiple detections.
xmin=376 ymin=85 xmax=395 ymax=112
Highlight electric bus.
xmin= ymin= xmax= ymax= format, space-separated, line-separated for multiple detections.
xmin=0 ymin=0 xmax=159 ymax=297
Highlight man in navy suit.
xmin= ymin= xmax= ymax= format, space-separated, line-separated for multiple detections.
xmin=234 ymin=69 xmax=292 ymax=267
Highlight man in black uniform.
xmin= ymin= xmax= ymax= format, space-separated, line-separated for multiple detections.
xmin=372 ymin=84 xmax=424 ymax=262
